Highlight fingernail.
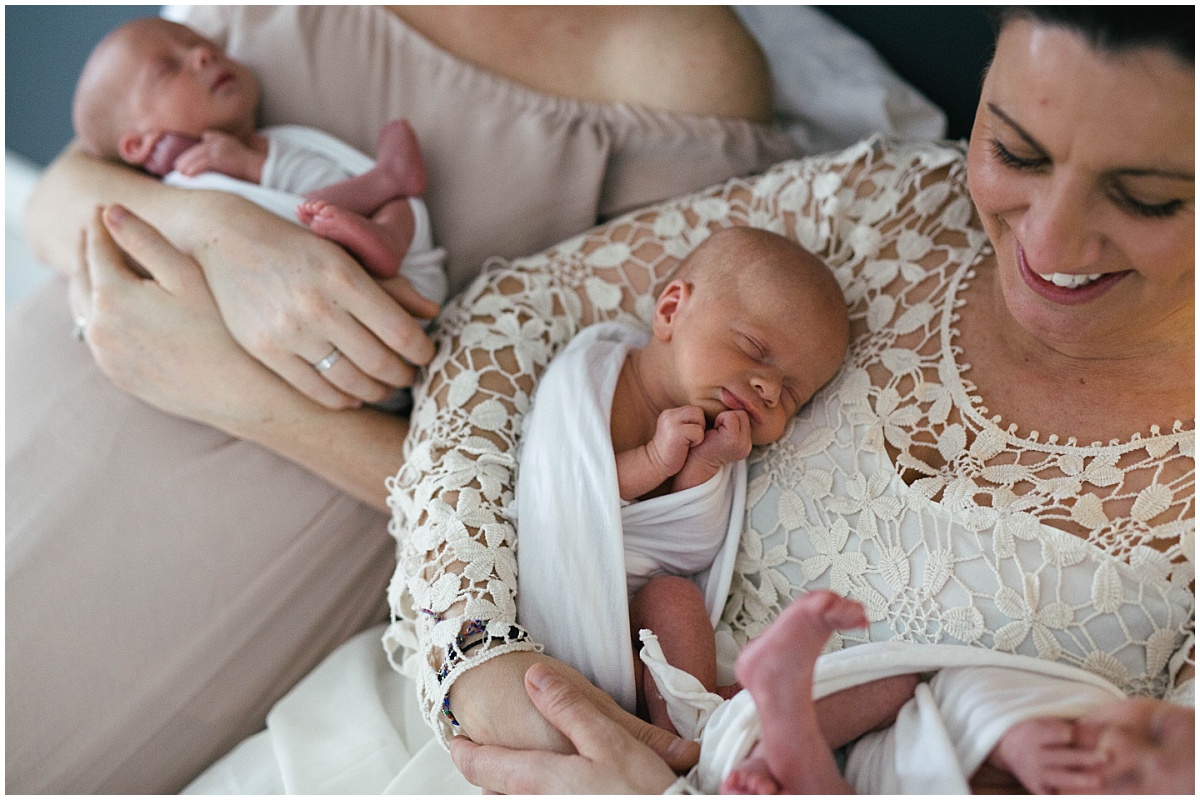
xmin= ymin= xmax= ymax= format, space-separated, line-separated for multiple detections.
xmin=666 ymin=736 xmax=697 ymax=764
xmin=526 ymin=664 xmax=554 ymax=691
xmin=106 ymin=204 xmax=129 ymax=224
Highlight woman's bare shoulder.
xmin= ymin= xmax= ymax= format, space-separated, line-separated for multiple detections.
xmin=387 ymin=6 xmax=771 ymax=121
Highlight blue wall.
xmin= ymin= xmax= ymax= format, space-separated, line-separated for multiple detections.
xmin=6 ymin=5 xmax=152 ymax=166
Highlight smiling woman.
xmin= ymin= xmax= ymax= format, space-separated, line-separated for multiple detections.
xmin=392 ymin=7 xmax=1193 ymax=794
xmin=962 ymin=13 xmax=1194 ymax=443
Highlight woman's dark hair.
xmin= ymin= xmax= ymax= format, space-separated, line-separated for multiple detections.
xmin=994 ymin=6 xmax=1193 ymax=66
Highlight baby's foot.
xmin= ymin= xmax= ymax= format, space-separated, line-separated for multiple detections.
xmin=297 ymin=200 xmax=406 ymax=278
xmin=736 ymin=590 xmax=867 ymax=694
xmin=721 ymin=752 xmax=781 ymax=795
xmin=375 ymin=119 xmax=428 ymax=196
xmin=733 ymin=590 xmax=866 ymax=794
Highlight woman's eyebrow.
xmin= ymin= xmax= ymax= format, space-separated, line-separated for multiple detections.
xmin=986 ymin=103 xmax=1044 ymax=153
xmin=988 ymin=102 xmax=1194 ymax=182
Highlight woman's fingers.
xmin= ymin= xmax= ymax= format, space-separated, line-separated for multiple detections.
xmin=448 ymin=664 xmax=680 ymax=795
xmin=378 ymin=273 xmax=441 ymax=322
xmin=523 ymin=663 xmax=681 ymax=790
xmin=92 ymin=204 xmax=187 ymax=291
xmin=449 ymin=737 xmax=573 ymax=795
xmin=344 ymin=279 xmax=437 ymax=368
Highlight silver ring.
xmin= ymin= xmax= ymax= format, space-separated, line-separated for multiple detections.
xmin=72 ymin=316 xmax=87 ymax=342
xmin=313 ymin=347 xmax=341 ymax=372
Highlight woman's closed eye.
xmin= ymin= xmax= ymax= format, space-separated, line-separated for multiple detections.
xmin=989 ymin=138 xmax=1048 ymax=173
xmin=1106 ymin=182 xmax=1188 ymax=219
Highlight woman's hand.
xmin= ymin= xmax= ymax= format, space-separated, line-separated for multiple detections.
xmin=450 ymin=661 xmax=687 ymax=794
xmin=187 ymin=193 xmax=437 ymax=409
xmin=1076 ymin=697 xmax=1195 ymax=794
xmin=71 ymin=204 xmax=294 ymax=430
xmin=28 ymin=145 xmax=437 ymax=410
xmin=71 ymin=204 xmax=413 ymax=510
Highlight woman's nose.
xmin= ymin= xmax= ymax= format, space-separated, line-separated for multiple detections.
xmin=1018 ymin=176 xmax=1103 ymax=274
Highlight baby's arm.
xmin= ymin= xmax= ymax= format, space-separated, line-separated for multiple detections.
xmin=986 ymin=717 xmax=1106 ymax=794
xmin=173 ymin=130 xmax=268 ymax=183
xmin=616 ymin=406 xmax=705 ymax=501
xmin=673 ymin=409 xmax=751 ymax=492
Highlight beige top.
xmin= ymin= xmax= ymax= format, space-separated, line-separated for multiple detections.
xmin=178 ymin=5 xmax=799 ymax=294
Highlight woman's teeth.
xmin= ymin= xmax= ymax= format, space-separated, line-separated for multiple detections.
xmin=1039 ymin=272 xmax=1103 ymax=289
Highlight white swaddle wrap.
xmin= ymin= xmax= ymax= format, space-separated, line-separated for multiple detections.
xmin=643 ymin=640 xmax=1126 ymax=793
xmin=516 ymin=322 xmax=745 ymax=714
xmin=165 ymin=124 xmax=447 ymax=306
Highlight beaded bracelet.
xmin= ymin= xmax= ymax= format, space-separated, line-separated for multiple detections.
xmin=422 ymin=610 xmax=525 ymax=726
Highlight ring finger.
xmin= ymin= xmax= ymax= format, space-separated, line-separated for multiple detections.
xmin=301 ymin=344 xmax=404 ymax=406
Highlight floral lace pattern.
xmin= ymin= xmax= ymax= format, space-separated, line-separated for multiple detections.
xmin=386 ymin=138 xmax=1195 ymax=745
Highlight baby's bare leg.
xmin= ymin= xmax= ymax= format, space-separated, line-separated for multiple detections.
xmin=722 ymin=590 xmax=866 ymax=795
xmin=304 ymin=120 xmax=428 ymax=215
xmin=631 ymin=576 xmax=718 ymax=735
xmin=814 ymin=673 xmax=920 ymax=749
xmin=296 ymin=198 xmax=415 ymax=279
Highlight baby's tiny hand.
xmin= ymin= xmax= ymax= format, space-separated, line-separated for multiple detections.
xmin=174 ymin=131 xmax=263 ymax=182
xmin=692 ymin=409 xmax=752 ymax=465
xmin=647 ymin=405 xmax=706 ymax=478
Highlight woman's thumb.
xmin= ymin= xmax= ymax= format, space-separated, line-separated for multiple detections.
xmin=96 ymin=204 xmax=194 ymax=293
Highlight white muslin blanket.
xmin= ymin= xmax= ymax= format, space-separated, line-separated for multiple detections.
xmin=516 ymin=322 xmax=745 ymax=715
xmin=643 ymin=639 xmax=1126 ymax=794
xmin=164 ymin=124 xmax=447 ymax=306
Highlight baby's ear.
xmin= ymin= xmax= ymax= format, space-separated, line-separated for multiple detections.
xmin=652 ymin=279 xmax=691 ymax=341
xmin=117 ymin=130 xmax=160 ymax=167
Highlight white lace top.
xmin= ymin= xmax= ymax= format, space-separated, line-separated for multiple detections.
xmin=385 ymin=138 xmax=1195 ymax=746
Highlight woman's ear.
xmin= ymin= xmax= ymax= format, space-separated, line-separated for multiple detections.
xmin=652 ymin=279 xmax=691 ymax=342
xmin=117 ymin=130 xmax=162 ymax=166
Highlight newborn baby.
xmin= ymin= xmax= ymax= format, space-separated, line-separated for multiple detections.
xmin=72 ymin=16 xmax=443 ymax=299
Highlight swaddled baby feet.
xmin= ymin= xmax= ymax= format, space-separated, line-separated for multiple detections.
xmin=374 ymin=119 xmax=428 ymax=197
xmin=297 ymin=198 xmax=416 ymax=279
xmin=721 ymin=590 xmax=867 ymax=794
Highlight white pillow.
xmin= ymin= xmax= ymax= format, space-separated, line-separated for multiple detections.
xmin=736 ymin=6 xmax=947 ymax=154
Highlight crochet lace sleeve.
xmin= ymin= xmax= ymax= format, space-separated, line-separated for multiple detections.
xmin=383 ymin=138 xmax=902 ymax=745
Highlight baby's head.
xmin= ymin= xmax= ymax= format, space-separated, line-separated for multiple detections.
xmin=73 ymin=18 xmax=259 ymax=169
xmin=650 ymin=226 xmax=848 ymax=446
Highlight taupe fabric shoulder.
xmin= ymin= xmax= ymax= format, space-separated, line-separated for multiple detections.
xmin=183 ymin=5 xmax=799 ymax=294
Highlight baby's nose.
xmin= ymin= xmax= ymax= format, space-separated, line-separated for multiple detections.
xmin=751 ymin=370 xmax=781 ymax=404
xmin=190 ymin=43 xmax=215 ymax=68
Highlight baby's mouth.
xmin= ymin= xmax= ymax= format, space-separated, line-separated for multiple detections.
xmin=720 ymin=389 xmax=761 ymax=425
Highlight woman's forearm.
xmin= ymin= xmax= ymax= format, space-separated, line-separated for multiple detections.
xmin=24 ymin=142 xmax=218 ymax=271
xmin=223 ymin=391 xmax=409 ymax=512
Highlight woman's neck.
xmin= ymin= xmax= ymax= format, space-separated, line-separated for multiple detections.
xmin=957 ymin=260 xmax=1194 ymax=441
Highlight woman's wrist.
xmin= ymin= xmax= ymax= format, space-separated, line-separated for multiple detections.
xmin=447 ymin=650 xmax=575 ymax=753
